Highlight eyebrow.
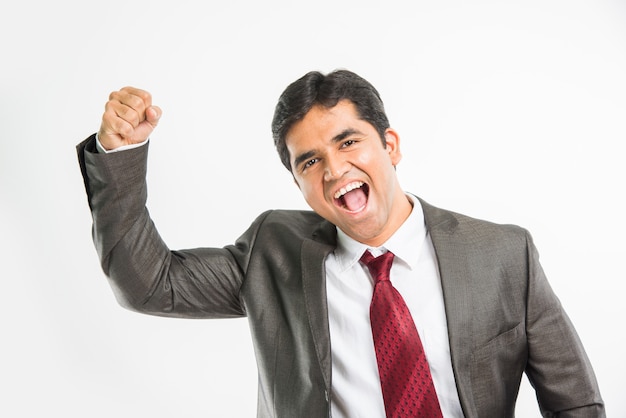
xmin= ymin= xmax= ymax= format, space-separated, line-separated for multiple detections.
xmin=293 ymin=128 xmax=362 ymax=170
xmin=293 ymin=150 xmax=317 ymax=170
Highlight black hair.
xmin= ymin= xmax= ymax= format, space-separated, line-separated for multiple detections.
xmin=271 ymin=69 xmax=390 ymax=172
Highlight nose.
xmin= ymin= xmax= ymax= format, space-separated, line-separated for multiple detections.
xmin=323 ymin=155 xmax=350 ymax=182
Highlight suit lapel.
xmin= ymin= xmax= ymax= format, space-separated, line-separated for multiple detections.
xmin=301 ymin=220 xmax=337 ymax=392
xmin=300 ymin=201 xmax=478 ymax=414
xmin=419 ymin=198 xmax=477 ymax=417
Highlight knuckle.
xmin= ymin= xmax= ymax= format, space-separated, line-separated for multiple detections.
xmin=101 ymin=108 xmax=117 ymax=125
xmin=126 ymin=95 xmax=144 ymax=113
xmin=113 ymin=118 xmax=133 ymax=137
xmin=119 ymin=106 xmax=140 ymax=126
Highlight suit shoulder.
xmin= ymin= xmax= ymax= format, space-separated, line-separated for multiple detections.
xmin=419 ymin=197 xmax=530 ymax=247
xmin=454 ymin=209 xmax=527 ymax=236
xmin=255 ymin=209 xmax=331 ymax=238
xmin=262 ymin=209 xmax=325 ymax=225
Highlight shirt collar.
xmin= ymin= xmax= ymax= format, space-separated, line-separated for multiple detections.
xmin=333 ymin=193 xmax=426 ymax=272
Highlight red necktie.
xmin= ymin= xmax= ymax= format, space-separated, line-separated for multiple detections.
xmin=361 ymin=250 xmax=443 ymax=418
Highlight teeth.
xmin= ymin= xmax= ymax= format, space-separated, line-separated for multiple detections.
xmin=334 ymin=181 xmax=364 ymax=199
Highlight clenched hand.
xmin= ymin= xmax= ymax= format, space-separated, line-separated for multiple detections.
xmin=98 ymin=87 xmax=162 ymax=151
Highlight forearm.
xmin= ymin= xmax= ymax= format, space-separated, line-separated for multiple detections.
xmin=77 ymin=135 xmax=246 ymax=318
xmin=546 ymin=404 xmax=606 ymax=418
xmin=523 ymin=232 xmax=605 ymax=417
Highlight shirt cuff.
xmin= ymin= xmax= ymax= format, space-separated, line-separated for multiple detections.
xmin=95 ymin=133 xmax=149 ymax=153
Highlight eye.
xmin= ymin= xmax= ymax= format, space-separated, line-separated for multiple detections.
xmin=303 ymin=158 xmax=318 ymax=170
xmin=341 ymin=139 xmax=356 ymax=148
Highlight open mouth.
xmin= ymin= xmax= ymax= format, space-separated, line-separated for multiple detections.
xmin=333 ymin=181 xmax=370 ymax=212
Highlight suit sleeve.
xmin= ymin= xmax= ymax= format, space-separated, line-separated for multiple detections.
xmin=76 ymin=134 xmax=265 ymax=319
xmin=523 ymin=231 xmax=605 ymax=417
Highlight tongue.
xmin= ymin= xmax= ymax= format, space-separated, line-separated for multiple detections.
xmin=342 ymin=188 xmax=367 ymax=211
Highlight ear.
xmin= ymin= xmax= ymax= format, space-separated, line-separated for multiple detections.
xmin=384 ymin=128 xmax=402 ymax=166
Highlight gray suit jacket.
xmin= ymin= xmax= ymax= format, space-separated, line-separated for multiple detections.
xmin=77 ymin=135 xmax=604 ymax=417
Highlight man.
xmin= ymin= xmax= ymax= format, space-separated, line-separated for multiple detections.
xmin=77 ymin=70 xmax=604 ymax=417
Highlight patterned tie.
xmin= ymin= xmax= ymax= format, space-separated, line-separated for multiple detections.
xmin=361 ymin=250 xmax=443 ymax=418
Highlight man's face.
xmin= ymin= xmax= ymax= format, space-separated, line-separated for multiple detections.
xmin=286 ymin=100 xmax=412 ymax=246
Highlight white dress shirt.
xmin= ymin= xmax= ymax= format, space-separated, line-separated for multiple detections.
xmin=95 ymin=134 xmax=148 ymax=153
xmin=325 ymin=194 xmax=464 ymax=417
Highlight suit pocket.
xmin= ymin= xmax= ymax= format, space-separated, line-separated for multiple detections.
xmin=475 ymin=323 xmax=524 ymax=359
xmin=470 ymin=322 xmax=527 ymax=417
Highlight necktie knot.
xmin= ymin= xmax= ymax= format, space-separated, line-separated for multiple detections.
xmin=360 ymin=250 xmax=394 ymax=283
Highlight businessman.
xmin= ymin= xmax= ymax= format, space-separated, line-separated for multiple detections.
xmin=77 ymin=69 xmax=604 ymax=417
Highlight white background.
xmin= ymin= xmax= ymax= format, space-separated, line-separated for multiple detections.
xmin=1 ymin=1 xmax=625 ymax=416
